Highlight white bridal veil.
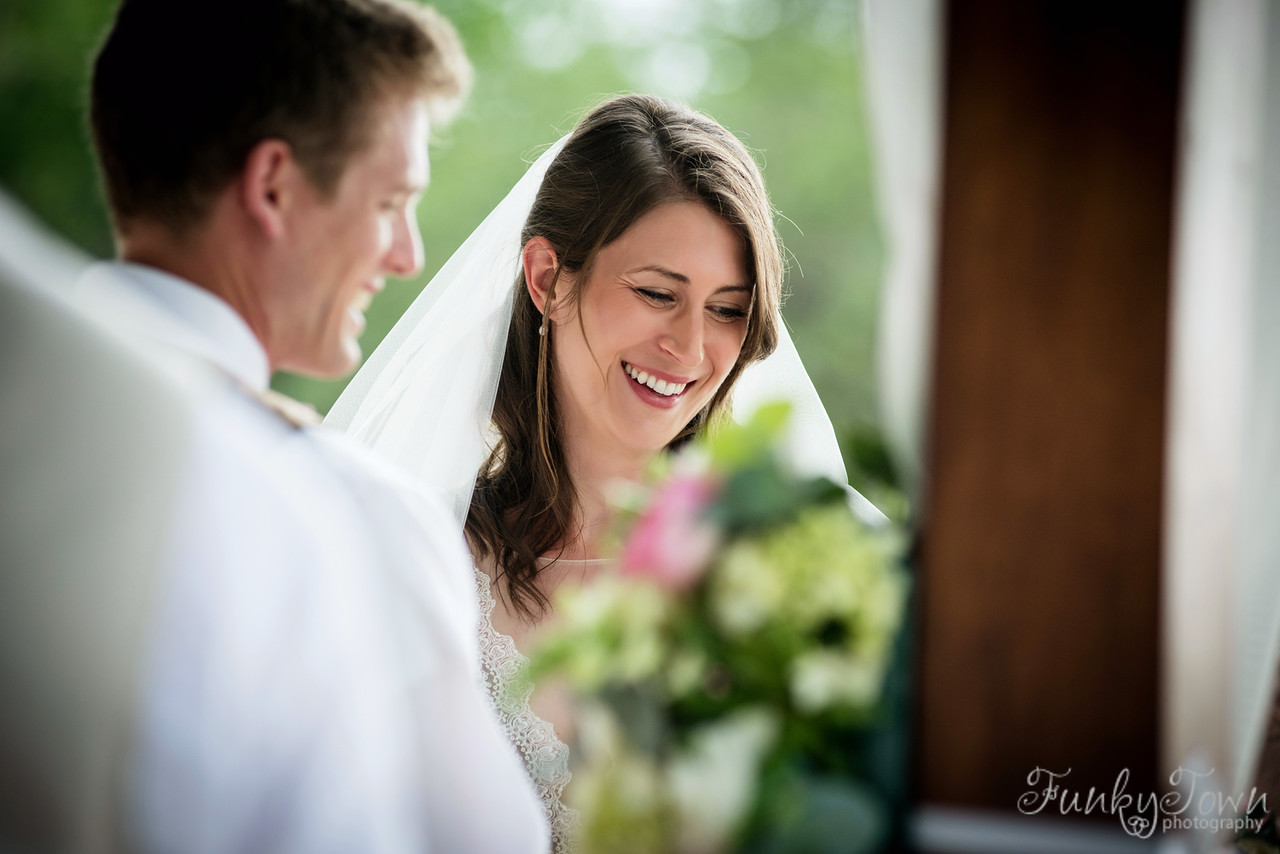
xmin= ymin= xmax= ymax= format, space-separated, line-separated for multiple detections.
xmin=326 ymin=135 xmax=886 ymax=528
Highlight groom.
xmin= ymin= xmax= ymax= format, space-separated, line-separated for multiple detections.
xmin=71 ymin=0 xmax=547 ymax=851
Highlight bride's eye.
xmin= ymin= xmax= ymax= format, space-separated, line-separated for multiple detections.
xmin=635 ymin=287 xmax=674 ymax=305
xmin=709 ymin=304 xmax=748 ymax=321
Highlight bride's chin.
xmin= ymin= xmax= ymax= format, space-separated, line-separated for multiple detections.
xmin=619 ymin=420 xmax=689 ymax=455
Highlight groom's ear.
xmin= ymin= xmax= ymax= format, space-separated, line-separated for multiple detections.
xmin=240 ymin=139 xmax=296 ymax=240
xmin=522 ymin=237 xmax=562 ymax=316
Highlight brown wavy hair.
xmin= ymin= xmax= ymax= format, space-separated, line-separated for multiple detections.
xmin=466 ymin=94 xmax=784 ymax=620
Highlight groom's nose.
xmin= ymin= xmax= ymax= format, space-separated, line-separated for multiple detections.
xmin=385 ymin=209 xmax=424 ymax=279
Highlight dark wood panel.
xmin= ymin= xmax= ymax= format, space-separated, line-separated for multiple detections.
xmin=916 ymin=0 xmax=1185 ymax=810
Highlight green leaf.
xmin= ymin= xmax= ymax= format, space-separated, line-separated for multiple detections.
xmin=708 ymin=402 xmax=794 ymax=469
xmin=745 ymin=771 xmax=888 ymax=854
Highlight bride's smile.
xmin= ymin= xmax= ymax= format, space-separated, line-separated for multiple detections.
xmin=622 ymin=360 xmax=692 ymax=402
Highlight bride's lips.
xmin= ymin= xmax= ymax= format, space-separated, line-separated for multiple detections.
xmin=621 ymin=361 xmax=695 ymax=410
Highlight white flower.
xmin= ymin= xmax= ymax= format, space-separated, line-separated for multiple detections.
xmin=548 ymin=579 xmax=672 ymax=689
xmin=559 ymin=577 xmax=628 ymax=631
xmin=666 ymin=707 xmax=779 ymax=852
xmin=710 ymin=541 xmax=785 ymax=636
xmin=618 ymin=629 xmax=666 ymax=682
xmin=666 ymin=649 xmax=708 ymax=697
xmin=789 ymin=649 xmax=882 ymax=714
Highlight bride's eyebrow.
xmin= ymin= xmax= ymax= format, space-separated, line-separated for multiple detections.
xmin=627 ymin=265 xmax=687 ymax=283
xmin=627 ymin=265 xmax=750 ymax=293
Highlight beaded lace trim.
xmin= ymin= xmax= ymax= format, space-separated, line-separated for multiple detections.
xmin=475 ymin=567 xmax=578 ymax=853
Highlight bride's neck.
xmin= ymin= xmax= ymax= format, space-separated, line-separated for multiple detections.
xmin=559 ymin=440 xmax=649 ymax=561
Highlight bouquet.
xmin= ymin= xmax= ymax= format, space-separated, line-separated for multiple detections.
xmin=526 ymin=403 xmax=908 ymax=854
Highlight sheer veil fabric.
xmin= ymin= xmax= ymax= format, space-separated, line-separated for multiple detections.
xmin=328 ymin=138 xmax=568 ymax=523
xmin=326 ymin=133 xmax=886 ymax=528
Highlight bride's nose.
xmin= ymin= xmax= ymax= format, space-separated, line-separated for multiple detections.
xmin=659 ymin=308 xmax=704 ymax=367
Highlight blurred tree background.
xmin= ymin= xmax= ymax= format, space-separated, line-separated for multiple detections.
xmin=0 ymin=0 xmax=900 ymax=512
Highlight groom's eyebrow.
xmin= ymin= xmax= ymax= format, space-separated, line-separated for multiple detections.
xmin=629 ymin=265 xmax=750 ymax=292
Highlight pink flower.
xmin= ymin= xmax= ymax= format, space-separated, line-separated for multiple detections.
xmin=622 ymin=474 xmax=723 ymax=590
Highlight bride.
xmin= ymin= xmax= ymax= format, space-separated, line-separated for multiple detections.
xmin=328 ymin=93 xmax=883 ymax=852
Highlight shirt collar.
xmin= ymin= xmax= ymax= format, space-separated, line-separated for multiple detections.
xmin=78 ymin=261 xmax=271 ymax=391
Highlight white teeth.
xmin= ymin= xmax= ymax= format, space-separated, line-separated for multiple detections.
xmin=623 ymin=362 xmax=687 ymax=397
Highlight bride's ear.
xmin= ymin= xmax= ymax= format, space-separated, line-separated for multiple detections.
xmin=522 ymin=236 xmax=561 ymax=316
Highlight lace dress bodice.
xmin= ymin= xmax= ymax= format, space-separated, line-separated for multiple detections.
xmin=475 ymin=566 xmax=579 ymax=853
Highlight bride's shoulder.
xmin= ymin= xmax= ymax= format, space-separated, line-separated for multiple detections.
xmin=472 ymin=553 xmax=543 ymax=647
xmin=470 ymin=549 xmax=510 ymax=622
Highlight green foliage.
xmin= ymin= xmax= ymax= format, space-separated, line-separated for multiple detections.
xmin=0 ymin=0 xmax=118 ymax=256
xmin=708 ymin=400 xmax=793 ymax=468
xmin=744 ymin=768 xmax=888 ymax=854
xmin=704 ymin=403 xmax=846 ymax=534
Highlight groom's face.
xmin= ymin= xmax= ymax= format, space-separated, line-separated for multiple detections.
xmin=272 ymin=95 xmax=430 ymax=377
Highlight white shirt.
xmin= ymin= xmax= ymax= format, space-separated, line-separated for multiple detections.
xmin=1 ymin=271 xmax=193 ymax=850
xmin=74 ymin=262 xmax=548 ymax=854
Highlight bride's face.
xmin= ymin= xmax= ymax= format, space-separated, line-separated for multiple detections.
xmin=548 ymin=200 xmax=752 ymax=463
